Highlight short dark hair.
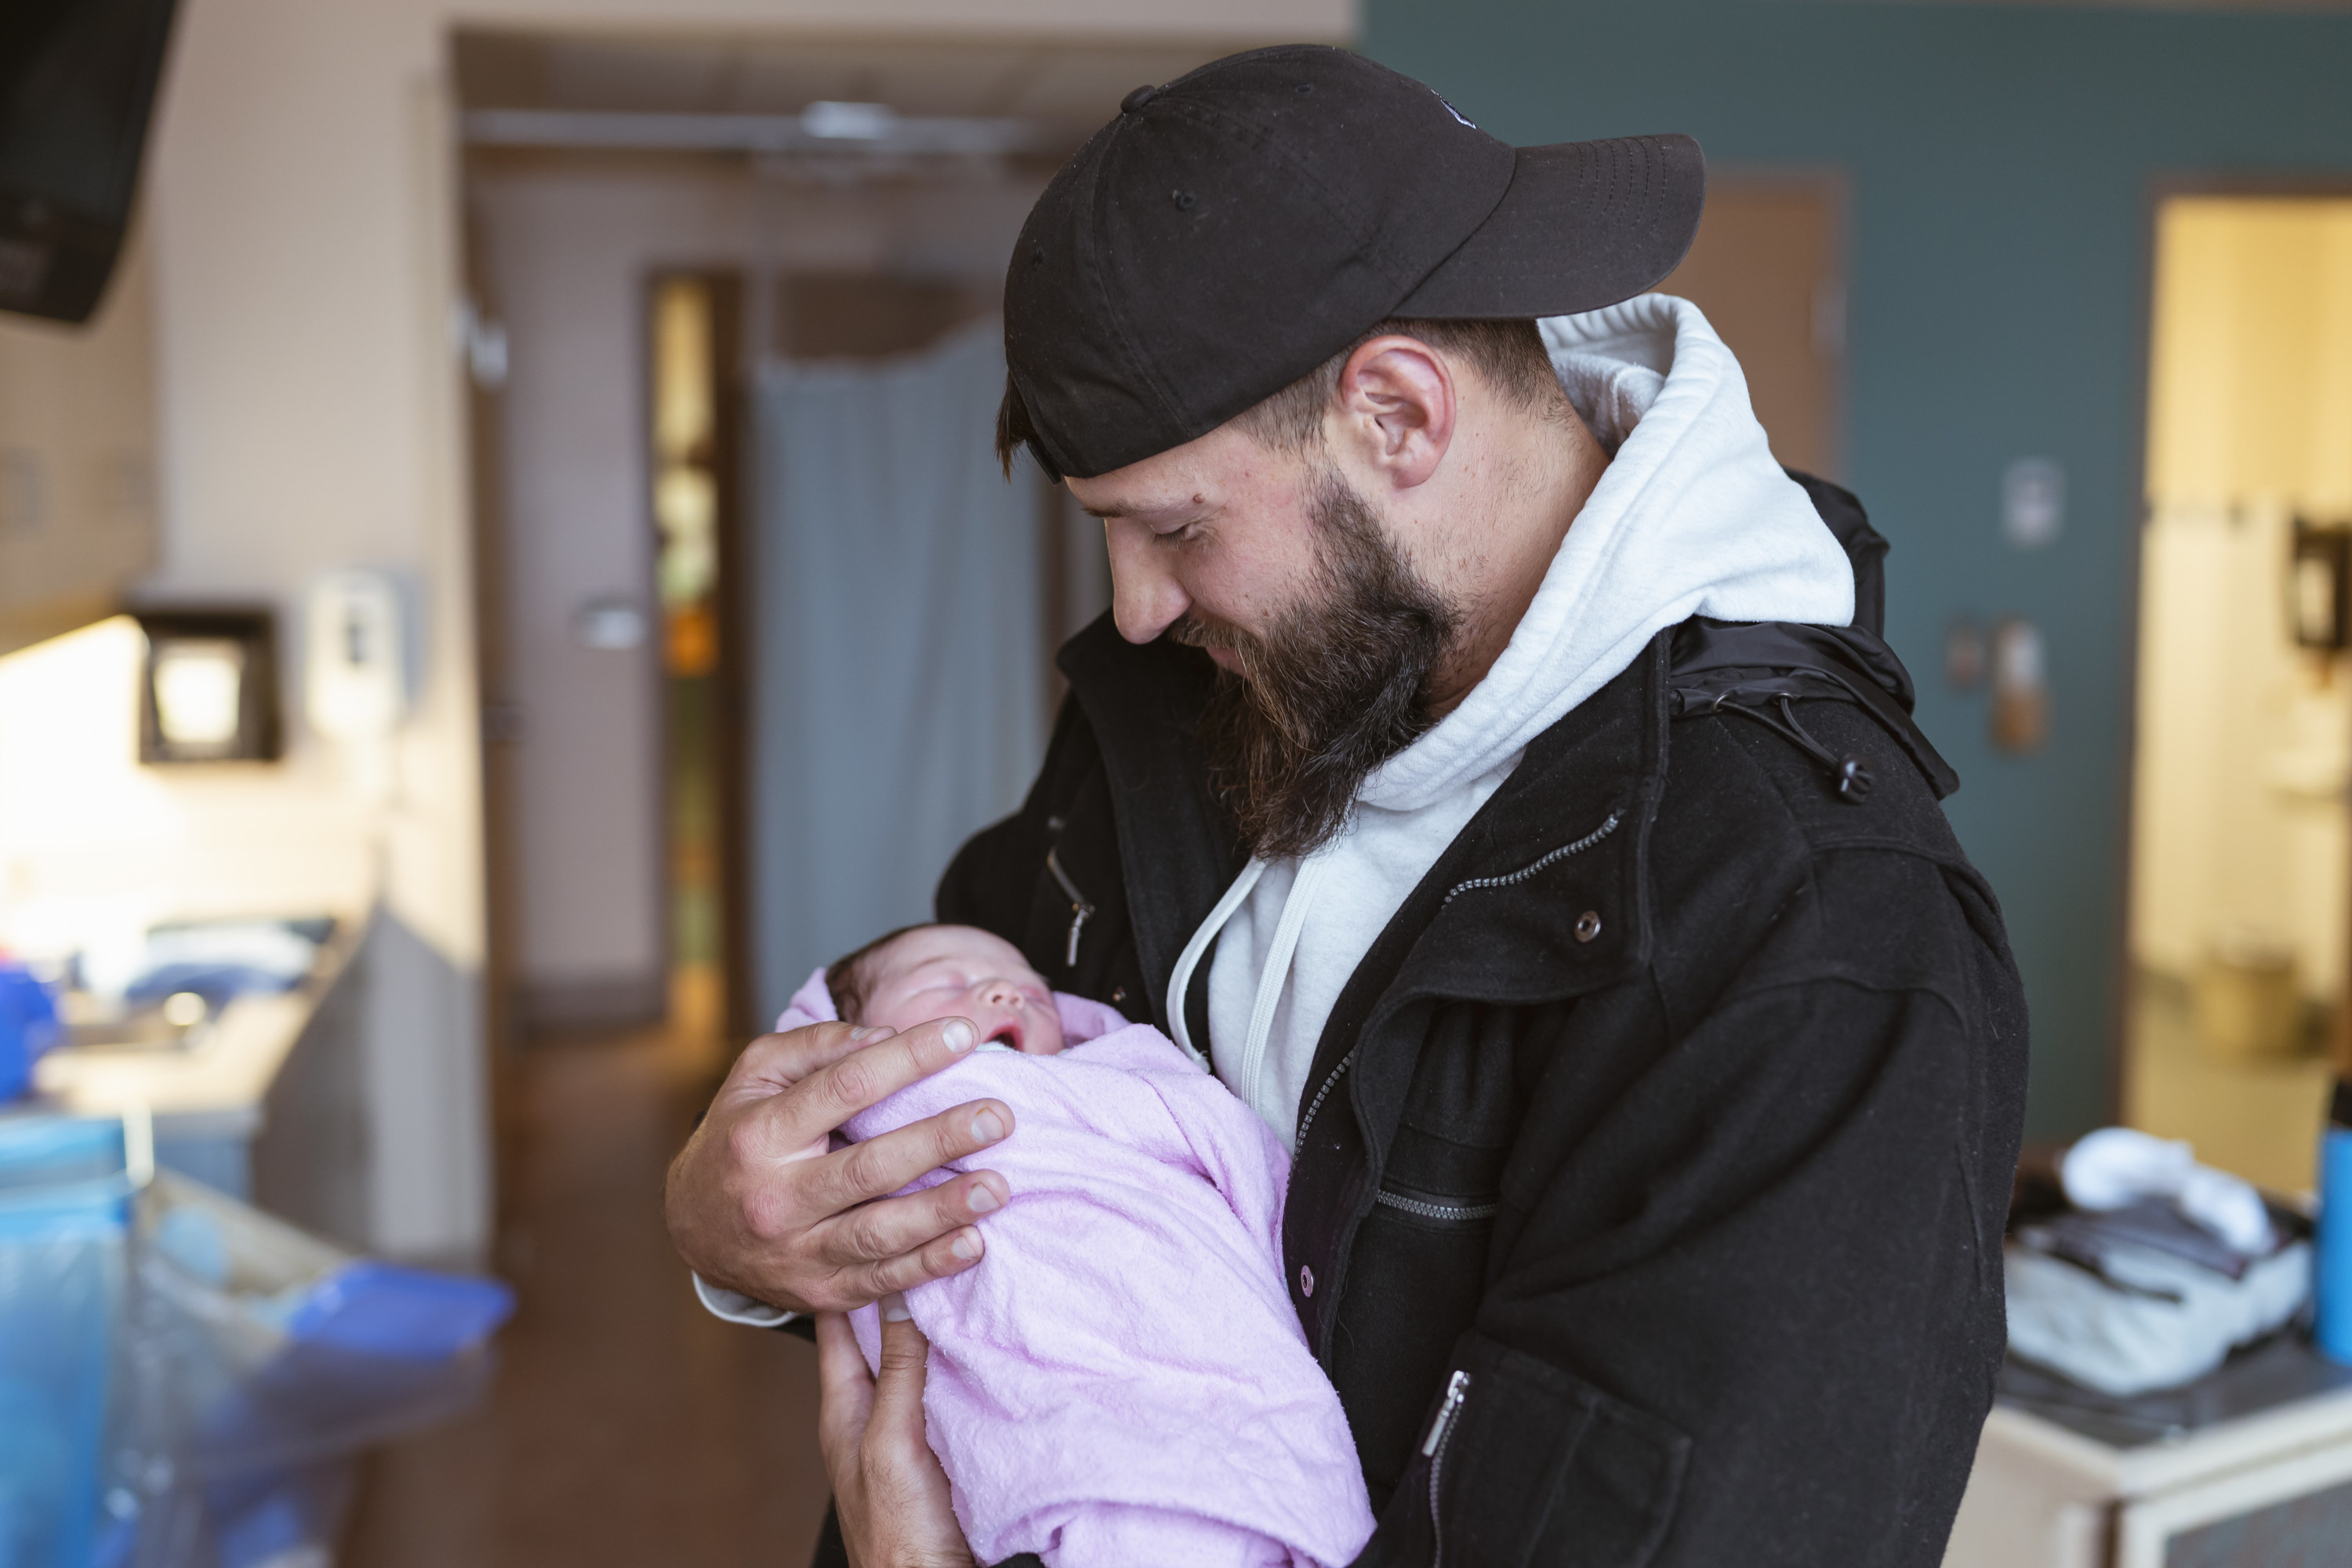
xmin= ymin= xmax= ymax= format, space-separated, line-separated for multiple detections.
xmin=824 ymin=924 xmax=928 ymax=1024
xmin=996 ymin=318 xmax=1561 ymax=481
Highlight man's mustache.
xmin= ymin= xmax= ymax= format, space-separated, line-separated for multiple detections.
xmin=1170 ymin=612 xmax=1255 ymax=659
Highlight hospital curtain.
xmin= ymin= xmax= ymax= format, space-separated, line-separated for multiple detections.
xmin=749 ymin=318 xmax=1047 ymax=1022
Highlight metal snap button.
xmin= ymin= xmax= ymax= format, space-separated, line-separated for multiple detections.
xmin=1574 ymin=910 xmax=1602 ymax=943
xmin=1298 ymin=1264 xmax=1315 ymax=1298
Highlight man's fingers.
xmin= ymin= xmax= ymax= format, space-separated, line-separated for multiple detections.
xmin=720 ymin=1019 xmax=983 ymax=1167
xmin=823 ymin=1167 xmax=1007 ymax=1265
xmin=869 ymin=1294 xmax=932 ymax=1436
xmin=809 ymin=1099 xmax=1014 ymax=1218
xmin=717 ymin=1020 xmax=877 ymax=1105
xmin=804 ymin=1017 xmax=981 ymax=1126
xmin=833 ymin=1224 xmax=986 ymax=1307
xmin=813 ymin=1311 xmax=876 ymax=1469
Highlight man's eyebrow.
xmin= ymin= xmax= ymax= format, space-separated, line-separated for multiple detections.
xmin=1078 ymin=492 xmax=1207 ymax=521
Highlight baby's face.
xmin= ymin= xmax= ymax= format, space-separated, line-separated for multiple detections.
xmin=855 ymin=925 xmax=1065 ymax=1055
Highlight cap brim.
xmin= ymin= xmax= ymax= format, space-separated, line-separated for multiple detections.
xmin=1393 ymin=134 xmax=1705 ymax=319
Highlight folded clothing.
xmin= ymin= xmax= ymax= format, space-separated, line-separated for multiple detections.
xmin=779 ymin=970 xmax=1374 ymax=1568
xmin=2005 ymin=1232 xmax=2310 ymax=1397
xmin=2008 ymin=1129 xmax=2308 ymax=1396
xmin=2061 ymin=1127 xmax=2273 ymax=1255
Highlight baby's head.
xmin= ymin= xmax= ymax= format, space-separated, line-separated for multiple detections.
xmin=826 ymin=924 xmax=1065 ymax=1055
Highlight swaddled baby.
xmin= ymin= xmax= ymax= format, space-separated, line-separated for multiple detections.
xmin=791 ymin=924 xmax=1374 ymax=1568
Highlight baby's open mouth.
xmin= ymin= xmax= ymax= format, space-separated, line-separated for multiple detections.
xmin=986 ymin=1021 xmax=1024 ymax=1051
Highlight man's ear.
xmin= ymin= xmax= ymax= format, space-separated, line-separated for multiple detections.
xmin=1329 ymin=335 xmax=1455 ymax=492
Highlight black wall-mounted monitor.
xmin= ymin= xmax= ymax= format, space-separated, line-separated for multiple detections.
xmin=0 ymin=0 xmax=178 ymax=324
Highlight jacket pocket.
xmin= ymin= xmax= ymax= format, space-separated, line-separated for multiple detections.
xmin=1423 ymin=1329 xmax=1690 ymax=1568
xmin=1333 ymin=1183 xmax=1501 ymax=1504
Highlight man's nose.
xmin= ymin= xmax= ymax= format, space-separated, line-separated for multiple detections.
xmin=1105 ymin=521 xmax=1189 ymax=644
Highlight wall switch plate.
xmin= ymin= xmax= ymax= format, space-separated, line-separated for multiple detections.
xmin=2003 ymin=459 xmax=2065 ymax=550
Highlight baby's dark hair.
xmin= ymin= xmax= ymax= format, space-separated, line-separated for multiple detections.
xmin=824 ymin=924 xmax=929 ymax=1024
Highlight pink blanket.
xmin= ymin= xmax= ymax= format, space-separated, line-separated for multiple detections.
xmin=779 ymin=970 xmax=1374 ymax=1568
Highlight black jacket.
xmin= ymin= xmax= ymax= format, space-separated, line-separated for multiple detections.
xmin=935 ymin=477 xmax=2027 ymax=1567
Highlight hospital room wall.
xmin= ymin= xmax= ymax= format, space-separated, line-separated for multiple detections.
xmin=1366 ymin=0 xmax=2352 ymax=1144
xmin=136 ymin=0 xmax=1358 ymax=1261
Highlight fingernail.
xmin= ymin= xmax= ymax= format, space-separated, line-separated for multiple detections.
xmin=972 ymin=1109 xmax=1006 ymax=1143
xmin=848 ymin=1026 xmax=877 ymax=1041
xmin=967 ymin=1185 xmax=1000 ymax=1214
xmin=881 ymin=1291 xmax=913 ymax=1322
xmin=951 ymin=1232 xmax=982 ymax=1262
xmin=942 ymin=1019 xmax=975 ymax=1053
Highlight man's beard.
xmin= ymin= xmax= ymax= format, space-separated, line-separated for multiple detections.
xmin=1173 ymin=469 xmax=1461 ymax=861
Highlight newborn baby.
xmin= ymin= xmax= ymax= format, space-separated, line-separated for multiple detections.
xmin=796 ymin=924 xmax=1373 ymax=1568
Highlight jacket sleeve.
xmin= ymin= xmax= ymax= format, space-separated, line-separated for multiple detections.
xmin=1360 ymin=850 xmax=2026 ymax=1568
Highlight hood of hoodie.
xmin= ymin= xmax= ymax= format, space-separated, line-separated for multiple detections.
xmin=1180 ymin=292 xmax=1860 ymax=1145
xmin=1357 ymin=292 xmax=1853 ymax=815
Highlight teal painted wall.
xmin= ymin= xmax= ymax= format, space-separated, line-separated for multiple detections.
xmin=1363 ymin=0 xmax=2352 ymax=1141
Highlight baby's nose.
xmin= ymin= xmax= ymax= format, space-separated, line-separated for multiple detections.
xmin=977 ymin=976 xmax=1023 ymax=1006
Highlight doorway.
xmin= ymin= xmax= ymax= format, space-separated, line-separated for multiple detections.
xmin=2123 ymin=194 xmax=2352 ymax=1193
xmin=1657 ymin=175 xmax=1845 ymax=480
xmin=648 ymin=274 xmax=747 ymax=1047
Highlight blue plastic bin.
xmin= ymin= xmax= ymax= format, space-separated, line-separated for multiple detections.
xmin=0 ymin=965 xmax=61 ymax=1103
xmin=0 ymin=1115 xmax=135 ymax=1568
xmin=103 ymin=1173 xmax=514 ymax=1567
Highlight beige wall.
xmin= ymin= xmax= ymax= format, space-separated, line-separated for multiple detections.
xmin=475 ymin=158 xmax=1051 ymax=1012
xmin=139 ymin=0 xmax=1354 ymax=1258
xmin=0 ymin=226 xmax=159 ymax=652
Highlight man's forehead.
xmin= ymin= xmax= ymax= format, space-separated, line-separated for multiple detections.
xmin=1067 ymin=423 xmax=1281 ymax=517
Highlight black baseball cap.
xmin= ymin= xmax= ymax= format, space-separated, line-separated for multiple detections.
xmin=1002 ymin=45 xmax=1704 ymax=481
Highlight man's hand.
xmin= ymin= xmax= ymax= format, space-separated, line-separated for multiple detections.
xmin=818 ymin=1301 xmax=973 ymax=1568
xmin=664 ymin=1017 xmax=1013 ymax=1314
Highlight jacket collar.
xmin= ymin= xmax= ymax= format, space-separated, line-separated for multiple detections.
xmin=1058 ymin=613 xmax=1667 ymax=1044
xmin=1057 ymin=615 xmax=1240 ymax=1035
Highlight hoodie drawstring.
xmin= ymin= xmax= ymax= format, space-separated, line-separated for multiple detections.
xmin=1238 ymin=855 xmax=1330 ymax=1131
xmin=1167 ymin=854 xmax=1334 ymax=1136
xmin=1167 ymin=859 xmax=1265 ymax=1068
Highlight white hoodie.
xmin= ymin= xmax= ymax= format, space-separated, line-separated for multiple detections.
xmin=1167 ymin=294 xmax=1857 ymax=1149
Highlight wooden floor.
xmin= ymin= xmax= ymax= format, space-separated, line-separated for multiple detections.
xmin=340 ymin=1010 xmax=829 ymax=1568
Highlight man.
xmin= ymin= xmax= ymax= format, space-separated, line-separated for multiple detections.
xmin=668 ymin=45 xmax=2027 ymax=1568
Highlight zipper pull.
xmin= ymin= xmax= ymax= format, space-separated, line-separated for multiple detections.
xmin=1420 ymin=1369 xmax=1471 ymax=1457
xmin=1045 ymin=848 xmax=1095 ymax=971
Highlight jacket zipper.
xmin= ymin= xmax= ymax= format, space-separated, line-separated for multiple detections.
xmin=1422 ymin=1369 xmax=1472 ymax=1567
xmin=1375 ymin=1191 xmax=1501 ymax=1222
xmin=1442 ymin=811 xmax=1620 ymax=906
xmin=1045 ymin=848 xmax=1095 ymax=968
xmin=1292 ymin=1047 xmax=1356 ymax=1151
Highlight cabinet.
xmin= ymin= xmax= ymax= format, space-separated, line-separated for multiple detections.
xmin=1945 ymin=1343 xmax=2352 ymax=1566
